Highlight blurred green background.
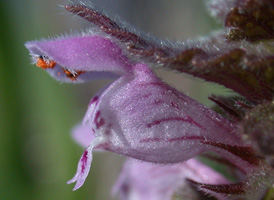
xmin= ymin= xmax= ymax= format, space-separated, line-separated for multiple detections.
xmin=0 ymin=0 xmax=225 ymax=199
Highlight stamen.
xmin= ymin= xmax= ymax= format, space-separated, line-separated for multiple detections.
xmin=62 ymin=68 xmax=85 ymax=81
xmin=36 ymin=56 xmax=56 ymax=69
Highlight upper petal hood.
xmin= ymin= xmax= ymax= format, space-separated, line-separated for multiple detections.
xmin=25 ymin=34 xmax=132 ymax=82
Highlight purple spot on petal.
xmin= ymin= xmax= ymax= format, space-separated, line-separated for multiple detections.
xmin=94 ymin=111 xmax=100 ymax=121
xmin=94 ymin=111 xmax=105 ymax=129
xmin=81 ymin=150 xmax=88 ymax=173
xmin=140 ymin=136 xmax=203 ymax=143
xmin=99 ymin=118 xmax=105 ymax=128
xmin=89 ymin=96 xmax=99 ymax=106
xmin=147 ymin=116 xmax=204 ymax=129
xmin=170 ymin=102 xmax=180 ymax=110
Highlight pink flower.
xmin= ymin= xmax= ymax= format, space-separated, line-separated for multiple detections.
xmin=25 ymin=2 xmax=274 ymax=198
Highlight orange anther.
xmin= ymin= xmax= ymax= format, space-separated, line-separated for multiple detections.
xmin=62 ymin=68 xmax=85 ymax=81
xmin=36 ymin=58 xmax=56 ymax=69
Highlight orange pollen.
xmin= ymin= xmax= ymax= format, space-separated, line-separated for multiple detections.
xmin=36 ymin=58 xmax=56 ymax=69
xmin=62 ymin=68 xmax=85 ymax=81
